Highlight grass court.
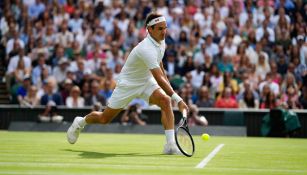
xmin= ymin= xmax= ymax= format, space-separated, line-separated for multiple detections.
xmin=0 ymin=131 xmax=306 ymax=175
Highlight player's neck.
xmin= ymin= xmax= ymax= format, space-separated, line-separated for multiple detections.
xmin=149 ymin=34 xmax=161 ymax=44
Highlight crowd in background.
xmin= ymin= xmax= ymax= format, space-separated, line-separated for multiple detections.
xmin=0 ymin=0 xmax=307 ymax=111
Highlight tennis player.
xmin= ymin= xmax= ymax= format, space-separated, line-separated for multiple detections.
xmin=67 ymin=13 xmax=188 ymax=155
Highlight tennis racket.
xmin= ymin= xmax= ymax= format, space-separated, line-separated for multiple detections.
xmin=175 ymin=109 xmax=195 ymax=157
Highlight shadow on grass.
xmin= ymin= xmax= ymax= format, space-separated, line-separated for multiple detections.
xmin=63 ymin=149 xmax=164 ymax=159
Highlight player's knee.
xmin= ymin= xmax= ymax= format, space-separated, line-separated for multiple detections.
xmin=159 ymin=95 xmax=171 ymax=109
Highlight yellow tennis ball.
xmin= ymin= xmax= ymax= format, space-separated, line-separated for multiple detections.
xmin=202 ymin=133 xmax=210 ymax=141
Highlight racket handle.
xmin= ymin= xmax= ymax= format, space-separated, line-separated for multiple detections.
xmin=182 ymin=109 xmax=187 ymax=118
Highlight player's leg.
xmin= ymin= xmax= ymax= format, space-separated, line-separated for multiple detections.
xmin=84 ymin=107 xmax=122 ymax=124
xmin=148 ymin=88 xmax=181 ymax=155
xmin=149 ymin=88 xmax=174 ymax=130
xmin=67 ymin=107 xmax=122 ymax=144
xmin=67 ymin=82 xmax=135 ymax=144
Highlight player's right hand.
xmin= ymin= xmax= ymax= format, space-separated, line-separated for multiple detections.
xmin=178 ymin=100 xmax=189 ymax=114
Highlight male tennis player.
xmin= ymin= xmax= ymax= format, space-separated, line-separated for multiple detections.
xmin=67 ymin=13 xmax=188 ymax=155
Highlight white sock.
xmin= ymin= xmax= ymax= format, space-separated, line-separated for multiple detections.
xmin=77 ymin=117 xmax=87 ymax=127
xmin=165 ymin=129 xmax=175 ymax=144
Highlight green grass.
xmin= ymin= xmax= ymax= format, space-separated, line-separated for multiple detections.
xmin=0 ymin=131 xmax=307 ymax=175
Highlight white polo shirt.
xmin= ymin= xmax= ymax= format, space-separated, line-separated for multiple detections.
xmin=117 ymin=34 xmax=166 ymax=86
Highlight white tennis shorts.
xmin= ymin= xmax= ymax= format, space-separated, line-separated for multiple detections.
xmin=107 ymin=80 xmax=160 ymax=109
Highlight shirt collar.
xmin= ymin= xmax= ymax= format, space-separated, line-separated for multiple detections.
xmin=147 ymin=34 xmax=163 ymax=47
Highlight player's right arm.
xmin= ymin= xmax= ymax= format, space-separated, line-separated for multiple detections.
xmin=151 ymin=68 xmax=175 ymax=97
xmin=151 ymin=68 xmax=188 ymax=112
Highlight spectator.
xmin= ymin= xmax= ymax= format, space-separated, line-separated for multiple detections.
xmin=52 ymin=57 xmax=70 ymax=84
xmin=32 ymin=54 xmax=51 ymax=86
xmin=215 ymin=87 xmax=239 ymax=108
xmin=38 ymin=101 xmax=63 ymax=123
xmin=218 ymin=71 xmax=239 ymax=96
xmin=40 ymin=79 xmax=63 ymax=106
xmin=16 ymin=76 xmax=32 ymax=105
xmin=195 ymin=86 xmax=214 ymax=108
xmin=13 ymin=56 xmax=31 ymax=85
xmin=6 ymin=48 xmax=31 ymax=89
xmin=99 ymin=79 xmax=113 ymax=102
xmin=258 ymin=73 xmax=280 ymax=96
xmin=19 ymin=85 xmax=40 ymax=108
xmin=60 ymin=78 xmax=74 ymax=104
xmin=238 ymin=89 xmax=259 ymax=109
xmin=66 ymin=85 xmax=85 ymax=108
xmin=260 ymin=91 xmax=279 ymax=109
xmin=120 ymin=104 xmax=147 ymax=126
xmin=187 ymin=104 xmax=208 ymax=126
xmin=280 ymin=85 xmax=302 ymax=109
xmin=189 ymin=64 xmax=205 ymax=90
xmin=85 ymin=80 xmax=106 ymax=106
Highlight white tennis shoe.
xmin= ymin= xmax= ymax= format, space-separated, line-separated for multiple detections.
xmin=67 ymin=116 xmax=84 ymax=144
xmin=163 ymin=143 xmax=182 ymax=155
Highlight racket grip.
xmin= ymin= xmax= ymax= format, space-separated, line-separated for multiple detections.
xmin=182 ymin=109 xmax=187 ymax=118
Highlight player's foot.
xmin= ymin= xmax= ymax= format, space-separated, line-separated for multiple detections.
xmin=163 ymin=143 xmax=182 ymax=155
xmin=67 ymin=116 xmax=84 ymax=144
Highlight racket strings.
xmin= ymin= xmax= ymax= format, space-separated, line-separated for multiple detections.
xmin=177 ymin=128 xmax=193 ymax=154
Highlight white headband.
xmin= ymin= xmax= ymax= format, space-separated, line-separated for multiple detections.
xmin=147 ymin=16 xmax=166 ymax=27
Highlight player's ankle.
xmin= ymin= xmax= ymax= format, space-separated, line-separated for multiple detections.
xmin=77 ymin=117 xmax=87 ymax=127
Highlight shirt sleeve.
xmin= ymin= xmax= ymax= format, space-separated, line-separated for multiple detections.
xmin=137 ymin=47 xmax=160 ymax=70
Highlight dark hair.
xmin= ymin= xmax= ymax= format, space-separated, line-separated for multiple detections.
xmin=145 ymin=12 xmax=162 ymax=29
xmin=128 ymin=105 xmax=137 ymax=114
xmin=243 ymin=90 xmax=255 ymax=107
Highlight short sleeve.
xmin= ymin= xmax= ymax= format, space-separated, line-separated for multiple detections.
xmin=137 ymin=47 xmax=160 ymax=70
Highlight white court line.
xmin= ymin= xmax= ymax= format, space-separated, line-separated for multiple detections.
xmin=195 ymin=143 xmax=224 ymax=169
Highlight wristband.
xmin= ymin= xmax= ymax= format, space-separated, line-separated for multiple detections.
xmin=171 ymin=93 xmax=183 ymax=104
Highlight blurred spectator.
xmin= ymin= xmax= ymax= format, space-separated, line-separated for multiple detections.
xmin=215 ymin=87 xmax=238 ymax=108
xmin=32 ymin=54 xmax=51 ymax=87
xmin=280 ymin=85 xmax=302 ymax=109
xmin=66 ymin=85 xmax=84 ymax=108
xmin=195 ymin=86 xmax=214 ymax=108
xmin=258 ymin=73 xmax=280 ymax=96
xmin=187 ymin=104 xmax=208 ymax=126
xmin=6 ymin=30 xmax=25 ymax=56
xmin=6 ymin=48 xmax=31 ymax=89
xmin=260 ymin=91 xmax=279 ymax=109
xmin=218 ymin=71 xmax=239 ymax=96
xmin=255 ymin=54 xmax=271 ymax=81
xmin=38 ymin=101 xmax=63 ymax=123
xmin=13 ymin=55 xmax=31 ymax=85
xmin=85 ymin=80 xmax=106 ymax=106
xmin=99 ymin=68 xmax=116 ymax=90
xmin=120 ymin=104 xmax=147 ymax=126
xmin=19 ymin=85 xmax=39 ymax=108
xmin=238 ymin=89 xmax=259 ymax=109
xmin=40 ymin=79 xmax=63 ymax=106
xmin=16 ymin=76 xmax=32 ymax=105
xmin=52 ymin=57 xmax=70 ymax=84
xmin=99 ymin=79 xmax=113 ymax=102
xmin=28 ymin=0 xmax=46 ymax=20
xmin=60 ymin=78 xmax=73 ymax=104
xmin=189 ymin=64 xmax=205 ymax=90
xmin=217 ymin=55 xmax=234 ymax=73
